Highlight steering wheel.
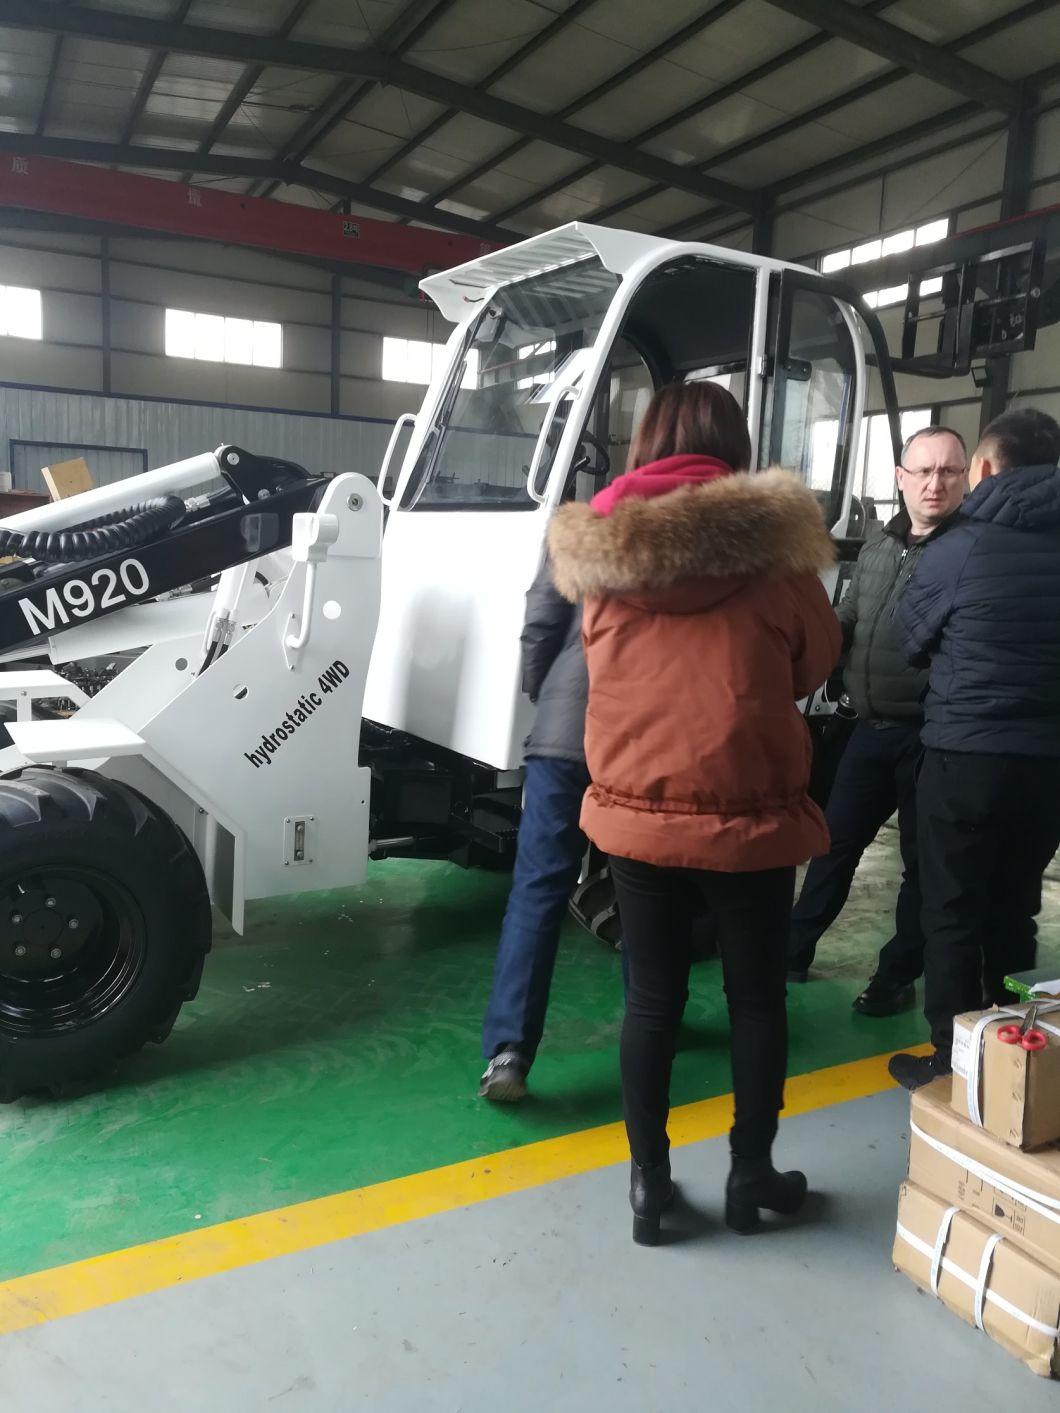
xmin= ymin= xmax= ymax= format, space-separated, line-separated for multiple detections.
xmin=576 ymin=429 xmax=611 ymax=477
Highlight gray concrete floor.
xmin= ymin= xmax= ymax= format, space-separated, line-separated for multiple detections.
xmin=5 ymin=1089 xmax=1057 ymax=1410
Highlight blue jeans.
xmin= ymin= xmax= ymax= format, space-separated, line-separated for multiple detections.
xmin=482 ymin=756 xmax=593 ymax=1064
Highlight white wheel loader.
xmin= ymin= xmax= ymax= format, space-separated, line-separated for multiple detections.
xmin=0 ymin=222 xmax=901 ymax=1097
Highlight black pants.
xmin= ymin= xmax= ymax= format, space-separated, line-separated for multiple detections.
xmin=788 ymin=720 xmax=923 ymax=984
xmin=919 ymin=748 xmax=1060 ymax=1054
xmin=610 ymin=854 xmax=795 ymax=1167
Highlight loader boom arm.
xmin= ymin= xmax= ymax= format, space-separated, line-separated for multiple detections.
xmin=0 ymin=446 xmax=327 ymax=656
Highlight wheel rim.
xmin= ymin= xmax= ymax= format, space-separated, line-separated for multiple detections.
xmin=0 ymin=868 xmax=146 ymax=1037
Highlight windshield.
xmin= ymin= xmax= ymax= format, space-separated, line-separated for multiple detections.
xmin=404 ymin=257 xmax=621 ymax=511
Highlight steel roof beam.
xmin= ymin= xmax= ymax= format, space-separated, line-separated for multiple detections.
xmin=0 ymin=0 xmax=756 ymax=211
xmin=363 ymin=0 xmax=605 ymax=188
xmin=118 ymin=0 xmax=194 ymax=147
xmin=586 ymin=0 xmax=1049 ymax=233
xmin=488 ymin=0 xmax=895 ymax=225
xmin=34 ymin=35 xmax=63 ymax=137
xmin=415 ymin=0 xmax=746 ymax=220
xmin=257 ymin=0 xmax=457 ymax=195
xmin=665 ymin=70 xmax=1060 ymax=242
xmin=182 ymin=0 xmax=317 ymax=177
xmin=654 ymin=99 xmax=984 ymax=238
xmin=0 ymin=133 xmax=519 ymax=242
xmin=658 ymin=99 xmax=1058 ymax=243
xmin=760 ymin=0 xmax=1023 ymax=113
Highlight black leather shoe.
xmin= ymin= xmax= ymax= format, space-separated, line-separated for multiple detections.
xmin=629 ymin=1160 xmax=675 ymax=1246
xmin=724 ymin=1156 xmax=807 ymax=1234
xmin=787 ymin=968 xmax=809 ymax=984
xmin=888 ymin=1050 xmax=951 ymax=1092
xmin=853 ymin=977 xmax=916 ymax=1017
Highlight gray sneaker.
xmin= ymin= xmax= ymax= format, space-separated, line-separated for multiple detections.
xmin=478 ymin=1047 xmax=529 ymax=1102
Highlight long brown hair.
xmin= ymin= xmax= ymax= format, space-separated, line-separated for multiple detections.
xmin=628 ymin=381 xmax=752 ymax=472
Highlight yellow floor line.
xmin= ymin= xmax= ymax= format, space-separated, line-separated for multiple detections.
xmin=0 ymin=1045 xmax=924 ymax=1336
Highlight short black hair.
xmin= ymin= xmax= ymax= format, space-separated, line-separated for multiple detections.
xmin=980 ymin=407 xmax=1060 ymax=471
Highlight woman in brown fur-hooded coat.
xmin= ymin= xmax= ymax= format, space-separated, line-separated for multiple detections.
xmin=547 ymin=381 xmax=840 ymax=1242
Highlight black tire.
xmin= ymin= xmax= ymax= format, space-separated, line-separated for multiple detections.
xmin=0 ymin=767 xmax=211 ymax=1100
xmin=568 ymin=846 xmax=719 ymax=964
xmin=569 ymin=845 xmax=622 ymax=952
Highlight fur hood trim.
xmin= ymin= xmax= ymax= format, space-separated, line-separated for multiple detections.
xmin=548 ymin=469 xmax=836 ymax=602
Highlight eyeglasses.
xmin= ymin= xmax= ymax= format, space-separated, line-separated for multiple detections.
xmin=898 ymin=465 xmax=967 ymax=481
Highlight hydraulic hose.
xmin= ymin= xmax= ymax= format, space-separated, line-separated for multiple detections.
xmin=0 ymin=494 xmax=186 ymax=564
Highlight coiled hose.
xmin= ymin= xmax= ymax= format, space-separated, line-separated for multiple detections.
xmin=0 ymin=495 xmax=186 ymax=564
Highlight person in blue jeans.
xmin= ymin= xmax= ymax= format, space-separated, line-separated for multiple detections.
xmin=479 ymin=552 xmax=603 ymax=1101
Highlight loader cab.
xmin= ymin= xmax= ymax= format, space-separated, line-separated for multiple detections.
xmin=364 ymin=224 xmax=898 ymax=771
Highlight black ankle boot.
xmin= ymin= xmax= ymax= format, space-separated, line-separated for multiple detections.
xmin=725 ymin=1156 xmax=807 ymax=1234
xmin=629 ymin=1159 xmax=675 ymax=1246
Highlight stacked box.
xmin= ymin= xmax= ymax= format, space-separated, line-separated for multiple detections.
xmin=893 ymin=1182 xmax=1060 ymax=1380
xmin=893 ymin=1077 xmax=1060 ymax=1378
xmin=951 ymin=1004 xmax=1060 ymax=1151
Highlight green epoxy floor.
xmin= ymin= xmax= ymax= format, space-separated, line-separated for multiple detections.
xmin=2 ymin=828 xmax=1057 ymax=1284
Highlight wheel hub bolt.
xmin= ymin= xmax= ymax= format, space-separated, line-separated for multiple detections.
xmin=44 ymin=897 xmax=56 ymax=909
xmin=10 ymin=912 xmax=21 ymax=925
xmin=13 ymin=944 xmax=26 ymax=957
xmin=49 ymin=947 xmax=62 ymax=960
xmin=68 ymin=918 xmax=80 ymax=931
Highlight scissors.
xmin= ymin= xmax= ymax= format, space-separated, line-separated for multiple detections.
xmin=997 ymin=1003 xmax=1048 ymax=1053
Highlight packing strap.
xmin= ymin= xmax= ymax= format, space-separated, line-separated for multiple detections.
xmin=895 ymin=1221 xmax=1060 ymax=1339
xmin=910 ymin=1119 xmax=1060 ymax=1225
xmin=931 ymin=1205 xmax=959 ymax=1295
xmin=974 ymin=1233 xmax=1002 ymax=1331
xmin=962 ymin=1002 xmax=1060 ymax=1129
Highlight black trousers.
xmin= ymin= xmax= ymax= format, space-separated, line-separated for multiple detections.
xmin=609 ymin=854 xmax=795 ymax=1167
xmin=919 ymin=748 xmax=1060 ymax=1054
xmin=788 ymin=720 xmax=923 ymax=985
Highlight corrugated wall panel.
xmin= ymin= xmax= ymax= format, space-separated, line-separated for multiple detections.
xmin=11 ymin=441 xmax=147 ymax=492
xmin=0 ymin=386 xmax=393 ymax=484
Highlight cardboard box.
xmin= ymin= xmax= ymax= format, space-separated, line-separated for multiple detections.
xmin=909 ymin=1079 xmax=1060 ymax=1269
xmin=894 ymin=1181 xmax=1060 ymax=1378
xmin=952 ymin=1005 xmax=1060 ymax=1150
xmin=41 ymin=456 xmax=93 ymax=502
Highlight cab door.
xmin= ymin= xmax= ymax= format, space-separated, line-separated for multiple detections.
xmin=363 ymin=258 xmax=621 ymax=770
xmin=759 ymin=267 xmax=903 ymax=793
xmin=759 ymin=267 xmax=901 ymax=595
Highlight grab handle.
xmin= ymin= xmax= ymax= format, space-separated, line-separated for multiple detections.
xmin=525 ymin=389 xmax=575 ymax=504
xmin=376 ymin=413 xmax=416 ymax=506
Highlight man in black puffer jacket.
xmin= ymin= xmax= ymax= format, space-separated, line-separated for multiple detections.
xmin=787 ymin=425 xmax=968 ymax=1015
xmin=889 ymin=408 xmax=1060 ymax=1091
xmin=478 ymin=554 xmax=591 ymax=1101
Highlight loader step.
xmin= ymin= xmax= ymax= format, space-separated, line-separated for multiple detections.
xmin=8 ymin=716 xmax=145 ymax=764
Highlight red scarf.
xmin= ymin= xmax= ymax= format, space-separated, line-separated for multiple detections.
xmin=590 ymin=454 xmax=734 ymax=517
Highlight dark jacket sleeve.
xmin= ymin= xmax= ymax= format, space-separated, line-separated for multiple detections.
xmin=789 ymin=574 xmax=843 ymax=700
xmin=521 ymin=554 xmax=575 ymax=702
xmin=894 ymin=526 xmax=976 ymax=668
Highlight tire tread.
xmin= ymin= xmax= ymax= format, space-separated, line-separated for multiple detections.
xmin=0 ymin=766 xmax=211 ymax=1100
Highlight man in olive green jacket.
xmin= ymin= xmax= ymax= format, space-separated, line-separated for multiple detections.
xmin=788 ymin=426 xmax=968 ymax=1015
